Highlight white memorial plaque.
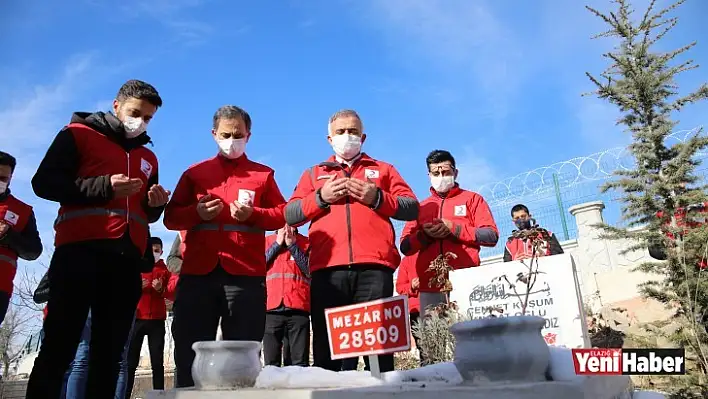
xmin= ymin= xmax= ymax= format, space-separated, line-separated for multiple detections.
xmin=449 ymin=253 xmax=590 ymax=348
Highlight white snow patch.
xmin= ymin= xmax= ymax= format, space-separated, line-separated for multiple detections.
xmin=255 ymin=363 xmax=462 ymax=389
xmin=632 ymin=391 xmax=666 ymax=399
xmin=383 ymin=362 xmax=462 ymax=385
xmin=255 ymin=366 xmax=383 ymax=389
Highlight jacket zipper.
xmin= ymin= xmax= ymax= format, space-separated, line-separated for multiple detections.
xmin=126 ymin=151 xmax=131 ymax=225
xmin=438 ymin=197 xmax=445 ymax=256
xmin=343 ymin=168 xmax=354 ymax=264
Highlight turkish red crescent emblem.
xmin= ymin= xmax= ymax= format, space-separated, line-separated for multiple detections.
xmin=544 ymin=332 xmax=558 ymax=345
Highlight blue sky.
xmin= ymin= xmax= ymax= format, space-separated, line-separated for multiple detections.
xmin=2 ymin=0 xmax=707 ymax=275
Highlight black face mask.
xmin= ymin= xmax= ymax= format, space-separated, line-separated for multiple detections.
xmin=514 ymin=219 xmax=532 ymax=230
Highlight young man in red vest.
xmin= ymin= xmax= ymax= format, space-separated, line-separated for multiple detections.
xmin=26 ymin=80 xmax=170 ymax=399
xmin=0 ymin=151 xmax=43 ymax=324
xmin=285 ymin=109 xmax=419 ymax=372
xmin=503 ymin=204 xmax=564 ymax=262
xmin=164 ymin=105 xmax=287 ymax=388
xmin=400 ymin=150 xmax=499 ymax=318
xmin=263 ymin=225 xmax=310 ymax=367
xmin=125 ymin=237 xmax=171 ymax=398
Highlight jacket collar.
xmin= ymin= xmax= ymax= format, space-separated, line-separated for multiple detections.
xmin=320 ymin=152 xmax=377 ymax=169
xmin=215 ymin=152 xmax=249 ymax=166
xmin=0 ymin=188 xmax=10 ymax=202
xmin=429 ymin=183 xmax=463 ymax=199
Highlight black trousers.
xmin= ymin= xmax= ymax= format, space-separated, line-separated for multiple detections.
xmin=341 ymin=357 xmax=360 ymax=371
xmin=310 ymin=264 xmax=395 ymax=372
xmin=263 ymin=310 xmax=310 ymax=367
xmin=283 ymin=335 xmax=292 ymax=366
xmin=0 ymin=290 xmax=10 ymax=325
xmin=172 ymin=266 xmax=266 ymax=388
xmin=26 ymin=242 xmax=142 ymax=399
xmin=125 ymin=319 xmax=166 ymax=399
xmin=410 ymin=312 xmax=426 ymax=366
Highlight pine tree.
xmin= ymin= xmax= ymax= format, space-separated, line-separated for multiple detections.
xmin=585 ymin=0 xmax=708 ymax=391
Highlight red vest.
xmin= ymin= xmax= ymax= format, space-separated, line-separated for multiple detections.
xmin=136 ymin=260 xmax=171 ymax=320
xmin=0 ymin=194 xmax=33 ymax=294
xmin=505 ymin=232 xmax=553 ymax=261
xmin=54 ymin=123 xmax=157 ymax=254
xmin=265 ymin=234 xmax=310 ymax=312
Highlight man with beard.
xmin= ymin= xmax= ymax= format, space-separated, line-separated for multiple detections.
xmin=27 ymin=80 xmax=170 ymax=398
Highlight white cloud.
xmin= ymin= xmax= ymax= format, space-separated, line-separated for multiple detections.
xmin=575 ymin=95 xmax=627 ymax=149
xmin=362 ymin=0 xmax=522 ymax=120
xmin=454 ymin=147 xmax=500 ymax=193
xmin=0 ymin=53 xmax=127 ymax=269
xmin=0 ymin=53 xmax=93 ymax=158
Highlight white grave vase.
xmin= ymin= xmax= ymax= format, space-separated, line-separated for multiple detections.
xmin=191 ymin=341 xmax=262 ymax=390
xmin=450 ymin=315 xmax=550 ymax=383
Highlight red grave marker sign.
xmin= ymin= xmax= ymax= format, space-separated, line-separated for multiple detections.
xmin=325 ymin=295 xmax=411 ymax=360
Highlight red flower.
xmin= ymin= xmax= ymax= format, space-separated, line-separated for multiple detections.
xmin=699 ymin=260 xmax=707 ymax=270
xmin=544 ymin=332 xmax=557 ymax=345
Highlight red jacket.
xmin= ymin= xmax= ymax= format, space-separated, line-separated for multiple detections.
xmin=136 ymin=260 xmax=171 ymax=320
xmin=395 ymin=256 xmax=420 ymax=314
xmin=503 ymin=231 xmax=563 ymax=262
xmin=656 ymin=202 xmax=708 ymax=269
xmin=0 ymin=194 xmax=34 ymax=294
xmin=284 ymin=153 xmax=418 ymax=272
xmin=165 ymin=273 xmax=179 ymax=302
xmin=164 ymin=154 xmax=286 ymax=277
xmin=265 ymin=233 xmax=311 ymax=312
xmin=43 ymin=305 xmax=48 ymax=320
xmin=53 ymin=122 xmax=156 ymax=254
xmin=400 ymin=185 xmax=499 ymax=293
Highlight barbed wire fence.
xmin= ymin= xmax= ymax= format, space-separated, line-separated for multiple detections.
xmin=392 ymin=127 xmax=707 ymax=258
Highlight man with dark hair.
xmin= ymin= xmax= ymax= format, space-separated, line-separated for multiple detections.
xmin=0 ymin=151 xmax=43 ymax=324
xmin=263 ymin=225 xmax=310 ymax=367
xmin=285 ymin=109 xmax=419 ymax=373
xmin=124 ymin=236 xmax=171 ymax=398
xmin=503 ymin=204 xmax=564 ymax=262
xmin=27 ymin=79 xmax=170 ymax=398
xmin=400 ymin=149 xmax=498 ymax=317
xmin=164 ymin=105 xmax=287 ymax=387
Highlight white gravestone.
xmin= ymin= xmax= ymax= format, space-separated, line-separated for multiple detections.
xmin=449 ymin=253 xmax=591 ymax=349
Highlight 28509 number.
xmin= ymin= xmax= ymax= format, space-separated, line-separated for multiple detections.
xmin=339 ymin=326 xmax=400 ymax=349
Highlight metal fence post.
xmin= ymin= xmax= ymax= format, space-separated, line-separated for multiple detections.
xmin=553 ymin=173 xmax=570 ymax=241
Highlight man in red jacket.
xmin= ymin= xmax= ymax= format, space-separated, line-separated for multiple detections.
xmin=263 ymin=225 xmax=310 ymax=367
xmin=400 ymin=150 xmax=499 ymax=318
xmin=285 ymin=109 xmax=419 ymax=372
xmin=0 ymin=151 xmax=43 ymax=324
xmin=27 ymin=80 xmax=170 ymax=399
xmin=394 ymin=255 xmax=424 ymax=365
xmin=125 ymin=237 xmax=171 ymax=398
xmin=164 ymin=105 xmax=287 ymax=388
xmin=503 ymin=204 xmax=564 ymax=262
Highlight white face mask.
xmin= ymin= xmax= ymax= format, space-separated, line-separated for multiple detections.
xmin=217 ymin=138 xmax=246 ymax=159
xmin=330 ymin=134 xmax=362 ymax=160
xmin=431 ymin=175 xmax=455 ymax=193
xmin=153 ymin=251 xmax=161 ymax=262
xmin=123 ymin=116 xmax=147 ymax=138
xmin=0 ymin=181 xmax=7 ymax=194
